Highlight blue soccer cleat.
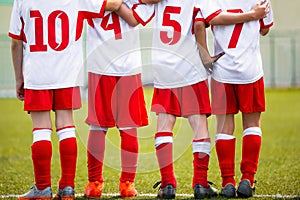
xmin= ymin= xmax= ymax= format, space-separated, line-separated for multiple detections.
xmin=18 ymin=185 xmax=52 ymax=200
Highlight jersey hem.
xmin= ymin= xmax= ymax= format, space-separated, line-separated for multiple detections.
xmin=211 ymin=74 xmax=264 ymax=84
xmin=87 ymin=69 xmax=142 ymax=76
xmin=153 ymin=78 xmax=207 ymax=89
xmin=24 ymin=84 xmax=83 ymax=90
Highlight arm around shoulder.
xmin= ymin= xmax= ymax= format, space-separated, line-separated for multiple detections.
xmin=209 ymin=0 xmax=269 ymax=26
xmin=105 ymin=0 xmax=123 ymax=11
xmin=140 ymin=0 xmax=161 ymax=4
xmin=115 ymin=3 xmax=139 ymax=27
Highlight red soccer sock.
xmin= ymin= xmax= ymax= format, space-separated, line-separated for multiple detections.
xmin=120 ymin=129 xmax=138 ymax=182
xmin=193 ymin=152 xmax=209 ymax=188
xmin=192 ymin=138 xmax=211 ymax=188
xmin=240 ymin=130 xmax=262 ymax=186
xmin=32 ymin=140 xmax=52 ymax=190
xmin=87 ymin=129 xmax=107 ymax=183
xmin=215 ymin=134 xmax=236 ymax=187
xmin=57 ymin=127 xmax=77 ymax=189
xmin=155 ymin=132 xmax=177 ymax=188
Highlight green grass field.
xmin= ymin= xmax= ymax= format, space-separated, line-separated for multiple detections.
xmin=0 ymin=88 xmax=299 ymax=199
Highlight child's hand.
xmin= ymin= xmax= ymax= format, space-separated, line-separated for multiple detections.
xmin=203 ymin=52 xmax=225 ymax=74
xmin=251 ymin=0 xmax=269 ymax=20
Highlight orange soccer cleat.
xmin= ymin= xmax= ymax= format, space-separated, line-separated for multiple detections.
xmin=84 ymin=181 xmax=104 ymax=199
xmin=119 ymin=181 xmax=138 ymax=198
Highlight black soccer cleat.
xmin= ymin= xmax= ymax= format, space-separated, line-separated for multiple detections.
xmin=153 ymin=181 xmax=176 ymax=199
xmin=237 ymin=179 xmax=256 ymax=198
xmin=219 ymin=183 xmax=236 ymax=198
xmin=193 ymin=184 xmax=218 ymax=199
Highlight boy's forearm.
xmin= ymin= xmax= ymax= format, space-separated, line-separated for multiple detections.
xmin=11 ymin=39 xmax=23 ymax=82
xmin=210 ymin=12 xmax=256 ymax=25
xmin=105 ymin=0 xmax=122 ymax=11
xmin=194 ymin=21 xmax=213 ymax=71
xmin=194 ymin=21 xmax=209 ymax=53
xmin=209 ymin=1 xmax=268 ymax=26
xmin=140 ymin=0 xmax=161 ymax=4
xmin=115 ymin=4 xmax=139 ymax=27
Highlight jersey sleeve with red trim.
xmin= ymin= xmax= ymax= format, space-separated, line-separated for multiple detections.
xmin=132 ymin=3 xmax=155 ymax=26
xmin=194 ymin=0 xmax=222 ymax=25
xmin=260 ymin=0 xmax=273 ymax=29
xmin=8 ymin=0 xmax=23 ymax=40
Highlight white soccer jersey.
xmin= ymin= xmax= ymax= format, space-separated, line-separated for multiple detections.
xmin=133 ymin=0 xmax=221 ymax=89
xmin=87 ymin=0 xmax=148 ymax=76
xmin=8 ymin=0 xmax=106 ymax=89
xmin=211 ymin=0 xmax=274 ymax=84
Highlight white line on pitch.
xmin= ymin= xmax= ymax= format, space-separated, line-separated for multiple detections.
xmin=0 ymin=193 xmax=298 ymax=199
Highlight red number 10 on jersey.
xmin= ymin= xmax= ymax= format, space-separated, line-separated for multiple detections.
xmin=30 ymin=10 xmax=70 ymax=52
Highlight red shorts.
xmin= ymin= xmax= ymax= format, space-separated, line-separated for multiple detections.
xmin=24 ymin=87 xmax=81 ymax=111
xmin=211 ymin=78 xmax=265 ymax=115
xmin=151 ymin=81 xmax=211 ymax=117
xmin=86 ymin=73 xmax=148 ymax=128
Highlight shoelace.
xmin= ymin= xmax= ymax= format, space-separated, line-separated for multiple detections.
xmin=153 ymin=181 xmax=162 ymax=189
xmin=253 ymin=180 xmax=257 ymax=190
xmin=208 ymin=181 xmax=215 ymax=186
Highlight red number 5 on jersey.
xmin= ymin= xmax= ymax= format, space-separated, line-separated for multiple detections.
xmin=160 ymin=6 xmax=182 ymax=45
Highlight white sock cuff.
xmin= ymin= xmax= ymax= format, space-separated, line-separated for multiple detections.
xmin=215 ymin=133 xmax=235 ymax=141
xmin=192 ymin=141 xmax=211 ymax=155
xmin=56 ymin=127 xmax=76 ymax=141
xmin=90 ymin=125 xmax=108 ymax=131
xmin=33 ymin=129 xmax=52 ymax=143
xmin=155 ymin=136 xmax=173 ymax=148
xmin=243 ymin=127 xmax=262 ymax=137
xmin=118 ymin=127 xmax=136 ymax=130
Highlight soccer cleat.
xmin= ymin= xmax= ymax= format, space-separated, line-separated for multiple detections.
xmin=193 ymin=184 xmax=218 ymax=199
xmin=153 ymin=182 xmax=176 ymax=199
xmin=18 ymin=185 xmax=52 ymax=200
xmin=119 ymin=181 xmax=138 ymax=198
xmin=54 ymin=186 xmax=74 ymax=200
xmin=84 ymin=181 xmax=104 ymax=199
xmin=220 ymin=183 xmax=236 ymax=198
xmin=237 ymin=179 xmax=255 ymax=198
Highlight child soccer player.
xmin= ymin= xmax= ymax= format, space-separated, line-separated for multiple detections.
xmin=9 ymin=0 xmax=122 ymax=199
xmin=208 ymin=0 xmax=273 ymax=198
xmin=82 ymin=0 xmax=151 ymax=198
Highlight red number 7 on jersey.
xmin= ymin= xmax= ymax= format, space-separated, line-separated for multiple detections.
xmin=227 ymin=9 xmax=244 ymax=49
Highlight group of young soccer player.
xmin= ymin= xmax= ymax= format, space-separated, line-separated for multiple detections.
xmin=9 ymin=0 xmax=273 ymax=199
